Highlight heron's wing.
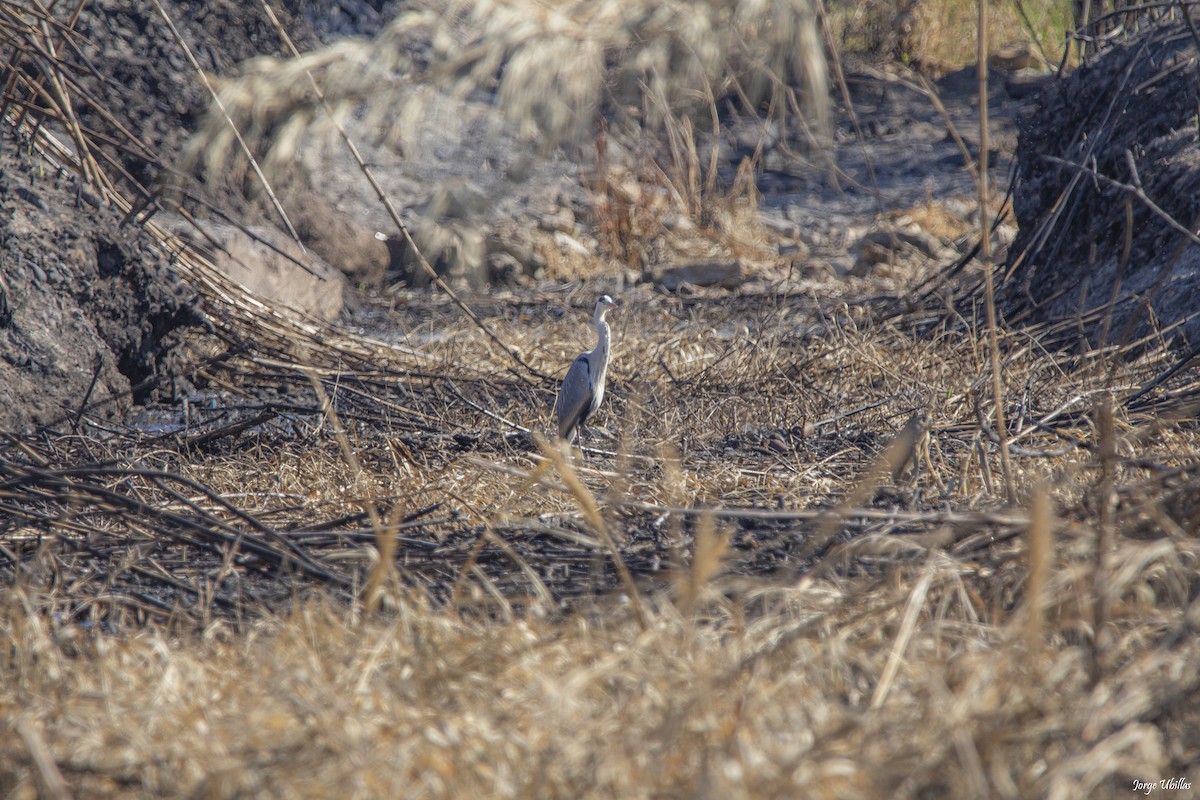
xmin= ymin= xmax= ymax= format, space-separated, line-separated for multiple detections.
xmin=555 ymin=355 xmax=593 ymax=439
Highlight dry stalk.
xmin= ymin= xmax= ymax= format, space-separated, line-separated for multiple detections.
xmin=871 ymin=556 xmax=935 ymax=708
xmin=1021 ymin=484 xmax=1053 ymax=654
xmin=538 ymin=434 xmax=648 ymax=631
xmin=481 ymin=524 xmax=555 ymax=609
xmin=914 ymin=71 xmax=979 ymax=185
xmin=149 ymin=0 xmax=303 ymax=248
xmin=815 ymin=0 xmax=882 ymax=203
xmin=674 ymin=511 xmax=730 ymax=617
xmin=305 ymin=371 xmax=392 ymax=614
xmin=1091 ymin=393 xmax=1116 ymax=685
xmin=585 ymin=127 xmax=667 ymax=268
xmin=30 ymin=3 xmax=106 ymax=194
xmin=1009 ymin=0 xmax=1055 ymax=68
xmin=447 ymin=486 xmax=556 ymax=612
xmin=977 ymin=0 xmax=1015 ymax=504
xmin=15 ymin=714 xmax=71 ymax=800
xmin=362 ymin=502 xmax=407 ymax=616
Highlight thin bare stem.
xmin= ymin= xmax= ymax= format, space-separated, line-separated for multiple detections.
xmin=871 ymin=557 xmax=936 ymax=708
xmin=978 ymin=0 xmax=1015 ymax=503
xmin=16 ymin=715 xmax=71 ymax=800
xmin=149 ymin=0 xmax=304 ymax=250
xmin=306 ymin=370 xmax=393 ymax=614
xmin=538 ymin=434 xmax=648 ymax=631
xmin=1022 ymin=484 xmax=1053 ymax=653
xmin=1091 ymin=394 xmax=1115 ymax=685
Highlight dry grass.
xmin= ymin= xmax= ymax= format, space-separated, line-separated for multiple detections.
xmin=181 ymin=0 xmax=830 ymax=194
xmin=827 ymin=0 xmax=1074 ymax=70
xmin=5 ymin=274 xmax=1200 ymax=797
xmin=4 ymin=496 xmax=1198 ymax=799
xmin=4 ymin=2 xmax=1200 ymax=798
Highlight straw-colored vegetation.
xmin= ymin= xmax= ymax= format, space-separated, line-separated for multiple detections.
xmin=184 ymin=0 xmax=830 ymax=195
xmin=828 ymin=0 xmax=1073 ymax=69
xmin=6 ymin=265 xmax=1200 ymax=797
xmin=3 ymin=1 xmax=1200 ymax=799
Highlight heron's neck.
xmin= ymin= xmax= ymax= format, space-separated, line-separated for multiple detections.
xmin=593 ymin=311 xmax=611 ymax=362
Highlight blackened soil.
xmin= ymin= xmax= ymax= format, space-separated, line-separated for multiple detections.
xmin=0 ymin=138 xmax=199 ymax=432
xmin=1006 ymin=23 xmax=1200 ymax=349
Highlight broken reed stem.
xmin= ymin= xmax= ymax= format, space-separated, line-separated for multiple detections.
xmin=257 ymin=0 xmax=544 ymax=385
xmin=306 ymin=371 xmax=393 ymax=615
xmin=871 ymin=556 xmax=936 ymax=708
xmin=977 ymin=0 xmax=1015 ymax=504
xmin=1023 ymin=484 xmax=1053 ymax=653
xmin=538 ymin=435 xmax=648 ymax=631
xmin=29 ymin=4 xmax=107 ymax=195
xmin=16 ymin=714 xmax=71 ymax=800
xmin=676 ymin=511 xmax=729 ymax=617
xmin=1091 ymin=393 xmax=1116 ymax=685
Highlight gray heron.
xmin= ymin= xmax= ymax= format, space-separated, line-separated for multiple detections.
xmin=554 ymin=295 xmax=620 ymax=444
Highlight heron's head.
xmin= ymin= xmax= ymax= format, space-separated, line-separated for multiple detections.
xmin=597 ymin=295 xmax=620 ymax=315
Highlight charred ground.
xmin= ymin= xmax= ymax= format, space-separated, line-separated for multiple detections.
xmin=2 ymin=3 xmax=1200 ymax=798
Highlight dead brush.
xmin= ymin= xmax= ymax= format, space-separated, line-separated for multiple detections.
xmin=824 ymin=0 xmax=1069 ymax=70
xmin=585 ymin=128 xmax=671 ymax=269
xmin=584 ymin=117 xmax=774 ymax=274
xmin=8 ymin=276 xmax=1200 ymax=796
xmin=180 ymin=0 xmax=830 ymax=193
xmin=8 ymin=7 xmax=1200 ymax=789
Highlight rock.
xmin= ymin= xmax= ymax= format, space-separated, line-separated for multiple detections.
xmin=659 ymin=261 xmax=748 ymax=291
xmin=169 ymin=217 xmax=345 ymax=321
xmin=988 ymin=42 xmax=1043 ymax=72
xmin=859 ymin=227 xmax=945 ymax=260
xmin=289 ymin=193 xmax=391 ymax=287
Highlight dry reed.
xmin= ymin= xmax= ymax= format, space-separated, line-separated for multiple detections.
xmin=3 ymin=4 xmax=1200 ymax=798
xmin=181 ymin=0 xmax=830 ymax=191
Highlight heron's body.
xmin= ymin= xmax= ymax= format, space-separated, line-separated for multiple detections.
xmin=555 ymin=296 xmax=618 ymax=443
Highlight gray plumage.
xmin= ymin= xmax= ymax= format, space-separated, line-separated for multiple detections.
xmin=555 ymin=295 xmax=620 ymax=443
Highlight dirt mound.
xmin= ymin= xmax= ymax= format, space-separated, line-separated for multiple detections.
xmin=68 ymin=0 xmax=322 ymax=193
xmin=0 ymin=1 xmax=355 ymax=435
xmin=0 ymin=140 xmax=200 ymax=433
xmin=1005 ymin=23 xmax=1200 ymax=349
